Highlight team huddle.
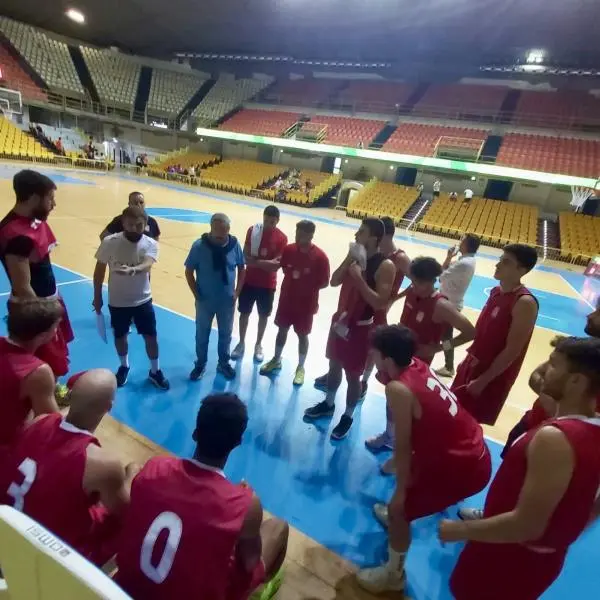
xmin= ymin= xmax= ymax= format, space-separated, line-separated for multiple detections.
xmin=0 ymin=169 xmax=599 ymax=600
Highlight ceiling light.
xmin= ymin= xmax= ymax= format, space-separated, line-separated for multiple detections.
xmin=66 ymin=8 xmax=85 ymax=24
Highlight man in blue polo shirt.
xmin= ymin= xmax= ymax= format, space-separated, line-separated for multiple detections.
xmin=185 ymin=213 xmax=245 ymax=381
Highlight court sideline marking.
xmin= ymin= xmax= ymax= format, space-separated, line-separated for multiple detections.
xmin=0 ymin=277 xmax=89 ymax=298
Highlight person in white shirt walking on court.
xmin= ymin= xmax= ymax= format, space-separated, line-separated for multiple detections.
xmin=93 ymin=205 xmax=169 ymax=390
xmin=435 ymin=233 xmax=479 ymax=378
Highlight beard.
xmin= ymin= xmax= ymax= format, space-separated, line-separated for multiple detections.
xmin=584 ymin=322 xmax=600 ymax=338
xmin=32 ymin=207 xmax=50 ymax=221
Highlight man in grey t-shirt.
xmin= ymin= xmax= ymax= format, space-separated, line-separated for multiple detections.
xmin=93 ymin=205 xmax=169 ymax=390
xmin=435 ymin=233 xmax=479 ymax=377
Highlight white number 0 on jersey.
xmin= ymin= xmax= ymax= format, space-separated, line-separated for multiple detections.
xmin=7 ymin=457 xmax=37 ymax=511
xmin=140 ymin=511 xmax=183 ymax=584
xmin=426 ymin=371 xmax=458 ymax=416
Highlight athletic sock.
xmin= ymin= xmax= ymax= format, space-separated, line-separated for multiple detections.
xmin=387 ymin=546 xmax=406 ymax=572
xmin=119 ymin=354 xmax=129 ymax=368
xmin=362 ymin=364 xmax=375 ymax=383
xmin=325 ymin=392 xmax=336 ymax=407
xmin=298 ymin=353 xmax=307 ymax=367
xmin=274 ymin=345 xmax=284 ymax=361
xmin=343 ymin=404 xmax=356 ymax=418
xmin=150 ymin=358 xmax=159 ymax=373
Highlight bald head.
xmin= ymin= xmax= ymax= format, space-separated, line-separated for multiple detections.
xmin=66 ymin=369 xmax=117 ymax=432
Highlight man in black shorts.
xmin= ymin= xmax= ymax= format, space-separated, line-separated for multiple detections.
xmin=100 ymin=192 xmax=160 ymax=241
xmin=93 ymin=205 xmax=169 ymax=389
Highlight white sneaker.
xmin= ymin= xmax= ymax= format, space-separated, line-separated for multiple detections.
xmin=356 ymin=565 xmax=405 ymax=594
xmin=253 ymin=345 xmax=264 ymax=362
xmin=365 ymin=431 xmax=395 ymax=452
xmin=231 ymin=343 xmax=245 ymax=360
xmin=458 ymin=507 xmax=484 ymax=521
xmin=373 ymin=503 xmax=389 ymax=528
xmin=435 ymin=366 xmax=455 ymax=378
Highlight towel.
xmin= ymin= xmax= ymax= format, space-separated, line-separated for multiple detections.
xmin=250 ymin=223 xmax=264 ymax=257
xmin=202 ymin=233 xmax=238 ymax=284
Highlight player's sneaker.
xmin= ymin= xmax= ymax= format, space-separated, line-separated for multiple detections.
xmin=250 ymin=567 xmax=285 ymax=600
xmin=231 ymin=343 xmax=245 ymax=360
xmin=304 ymin=400 xmax=335 ymax=420
xmin=189 ymin=363 xmax=206 ymax=381
xmin=435 ymin=366 xmax=455 ymax=378
xmin=217 ymin=361 xmax=236 ymax=380
xmin=373 ymin=503 xmax=389 ymax=528
xmin=254 ymin=345 xmax=264 ymax=363
xmin=293 ymin=365 xmax=305 ymax=386
xmin=54 ymin=383 xmax=70 ymax=407
xmin=365 ymin=431 xmax=394 ymax=453
xmin=260 ymin=358 xmax=282 ymax=376
xmin=458 ymin=507 xmax=484 ymax=521
xmin=331 ymin=415 xmax=353 ymax=440
xmin=380 ymin=457 xmax=396 ymax=475
xmin=115 ymin=366 xmax=130 ymax=388
xmin=149 ymin=369 xmax=170 ymax=390
xmin=314 ymin=373 xmax=328 ymax=391
xmin=356 ymin=566 xmax=405 ymax=594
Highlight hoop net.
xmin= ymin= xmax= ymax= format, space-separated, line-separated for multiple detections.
xmin=570 ymin=186 xmax=593 ymax=212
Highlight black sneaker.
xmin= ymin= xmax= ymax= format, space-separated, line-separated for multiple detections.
xmin=149 ymin=369 xmax=170 ymax=390
xmin=331 ymin=415 xmax=354 ymax=440
xmin=304 ymin=400 xmax=335 ymax=420
xmin=116 ymin=366 xmax=130 ymax=388
xmin=217 ymin=361 xmax=236 ymax=380
xmin=189 ymin=363 xmax=206 ymax=381
xmin=314 ymin=373 xmax=329 ymax=392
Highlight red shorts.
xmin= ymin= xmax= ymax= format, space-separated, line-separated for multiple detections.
xmin=452 ymin=353 xmax=516 ymax=425
xmin=34 ymin=296 xmax=74 ymax=378
xmin=81 ymin=505 xmax=122 ymax=567
xmin=451 ymin=541 xmax=566 ymax=600
xmin=403 ymin=447 xmax=491 ymax=521
xmin=326 ymin=316 xmax=372 ymax=377
xmin=275 ymin=303 xmax=314 ymax=335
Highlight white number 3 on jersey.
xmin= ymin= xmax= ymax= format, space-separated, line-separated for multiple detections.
xmin=7 ymin=457 xmax=37 ymax=511
xmin=426 ymin=371 xmax=459 ymax=416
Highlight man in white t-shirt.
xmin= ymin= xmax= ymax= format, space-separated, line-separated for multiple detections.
xmin=463 ymin=188 xmax=474 ymax=202
xmin=432 ymin=178 xmax=441 ymax=197
xmin=93 ymin=205 xmax=169 ymax=390
xmin=435 ymin=233 xmax=479 ymax=378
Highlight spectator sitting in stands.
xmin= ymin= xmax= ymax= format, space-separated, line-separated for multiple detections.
xmin=55 ymin=137 xmax=64 ymax=156
xmin=449 ymin=192 xmax=458 ymax=201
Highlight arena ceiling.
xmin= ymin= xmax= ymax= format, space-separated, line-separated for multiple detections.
xmin=1 ymin=0 xmax=599 ymax=66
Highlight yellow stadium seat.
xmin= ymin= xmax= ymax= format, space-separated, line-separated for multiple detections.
xmin=0 ymin=506 xmax=131 ymax=599
xmin=347 ymin=180 xmax=418 ymax=221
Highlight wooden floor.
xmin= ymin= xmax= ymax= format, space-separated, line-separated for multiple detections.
xmin=0 ymin=163 xmax=592 ymax=599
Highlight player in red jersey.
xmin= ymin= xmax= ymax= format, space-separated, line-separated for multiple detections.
xmin=441 ymin=336 xmax=600 ymax=600
xmin=0 ymin=369 xmax=134 ymax=566
xmin=354 ymin=325 xmax=490 ymax=595
xmin=359 ymin=216 xmax=411 ymax=395
xmin=0 ymin=298 xmax=62 ymax=448
xmin=260 ymin=220 xmax=330 ymax=386
xmin=451 ymin=244 xmax=539 ymax=425
xmin=231 ymin=205 xmax=288 ymax=363
xmin=0 ymin=170 xmax=74 ymax=378
xmin=116 ymin=393 xmax=289 ymax=600
xmin=305 ymin=218 xmax=396 ymax=440
xmin=366 ymin=257 xmax=475 ymax=458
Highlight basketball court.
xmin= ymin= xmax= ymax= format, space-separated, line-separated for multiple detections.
xmin=0 ymin=161 xmax=598 ymax=599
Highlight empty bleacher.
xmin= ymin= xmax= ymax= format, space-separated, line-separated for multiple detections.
xmin=383 ymin=123 xmax=489 ymax=156
xmin=559 ymin=212 xmax=600 ymax=260
xmin=0 ymin=43 xmax=46 ymax=102
xmin=417 ymin=195 xmax=538 ymax=246
xmin=265 ymin=77 xmax=341 ymax=107
xmin=347 ymin=181 xmax=417 ymax=221
xmin=305 ymin=115 xmax=385 ymax=147
xmin=219 ymin=109 xmax=300 ymax=136
xmin=201 ymin=159 xmax=286 ymax=195
xmin=336 ymin=80 xmax=414 ymax=113
xmin=0 ymin=116 xmax=54 ymax=161
xmin=513 ymin=90 xmax=600 ymax=129
xmin=80 ymin=47 xmax=140 ymax=107
xmin=413 ymin=84 xmax=509 ymax=119
xmin=496 ymin=133 xmax=600 ymax=178
xmin=193 ymin=76 xmax=272 ymax=126
xmin=0 ymin=17 xmax=84 ymax=96
xmin=147 ymin=68 xmax=208 ymax=116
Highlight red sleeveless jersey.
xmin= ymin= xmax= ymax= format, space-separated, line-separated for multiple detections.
xmin=485 ymin=416 xmax=600 ymax=550
xmin=374 ymin=249 xmax=407 ymax=323
xmin=523 ymin=394 xmax=600 ymax=429
xmin=395 ymin=359 xmax=486 ymax=471
xmin=116 ymin=456 xmax=259 ymax=600
xmin=0 ymin=414 xmax=111 ymax=560
xmin=400 ymin=289 xmax=447 ymax=364
xmin=0 ymin=337 xmax=45 ymax=446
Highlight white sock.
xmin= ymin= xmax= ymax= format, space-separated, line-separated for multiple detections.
xmin=119 ymin=354 xmax=129 ymax=368
xmin=298 ymin=353 xmax=307 ymax=367
xmin=344 ymin=404 xmax=355 ymax=418
xmin=274 ymin=345 xmax=284 ymax=361
xmin=150 ymin=358 xmax=159 ymax=373
xmin=362 ymin=364 xmax=375 ymax=383
xmin=387 ymin=546 xmax=406 ymax=572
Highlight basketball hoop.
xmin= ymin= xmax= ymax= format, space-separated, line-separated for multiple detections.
xmin=570 ymin=186 xmax=592 ymax=213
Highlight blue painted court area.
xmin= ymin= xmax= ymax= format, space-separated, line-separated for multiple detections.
xmin=0 ymin=264 xmax=598 ymax=599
